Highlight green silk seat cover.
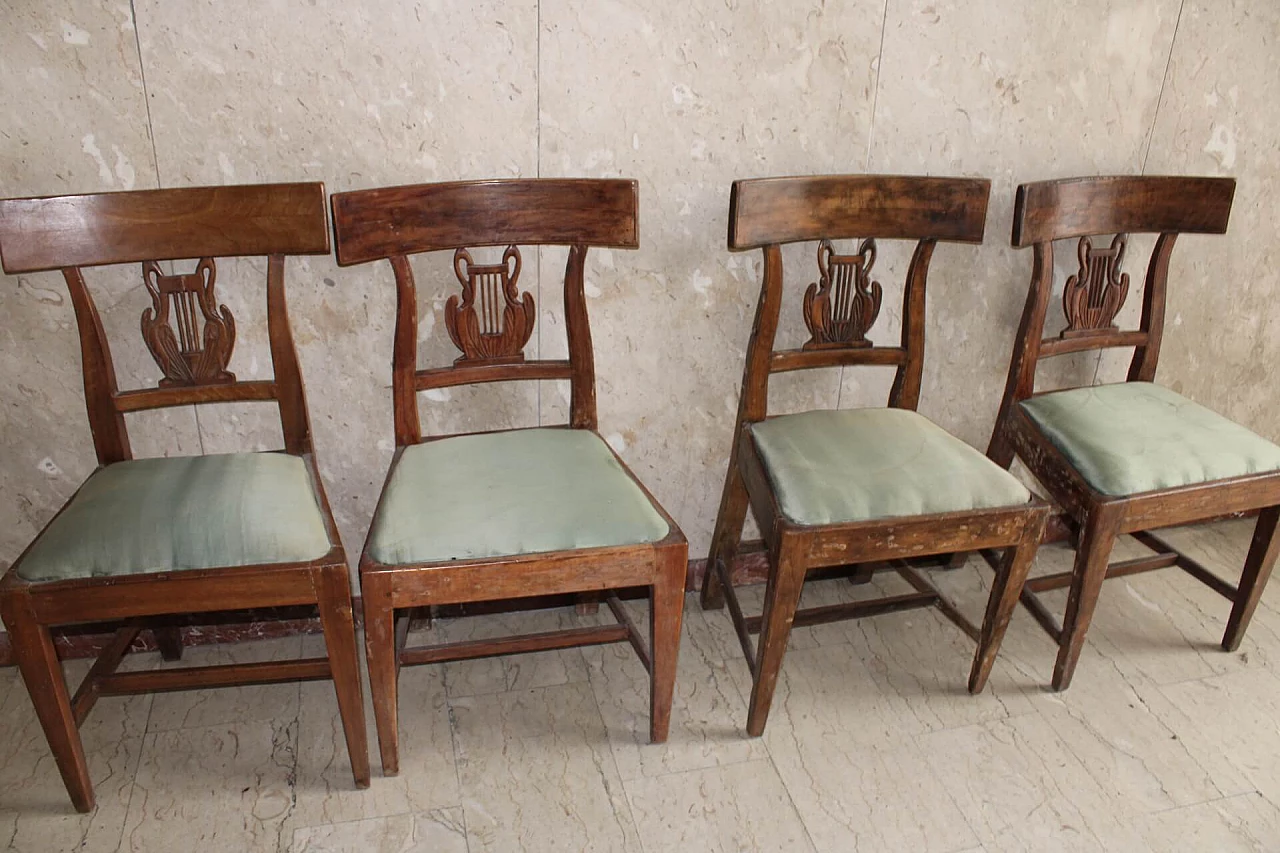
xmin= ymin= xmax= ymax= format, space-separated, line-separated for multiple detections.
xmin=17 ymin=452 xmax=332 ymax=582
xmin=1020 ymin=381 xmax=1280 ymax=497
xmin=749 ymin=408 xmax=1031 ymax=526
xmin=367 ymin=428 xmax=670 ymax=565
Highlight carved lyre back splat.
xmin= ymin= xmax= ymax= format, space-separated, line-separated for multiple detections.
xmin=445 ymin=245 xmax=535 ymax=364
xmin=140 ymin=258 xmax=236 ymax=386
xmin=1061 ymin=234 xmax=1129 ymax=338
xmin=802 ymin=238 xmax=882 ymax=350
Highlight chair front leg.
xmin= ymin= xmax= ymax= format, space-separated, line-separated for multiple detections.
xmin=315 ymin=565 xmax=371 ymax=789
xmin=650 ymin=541 xmax=688 ymax=743
xmin=969 ymin=513 xmax=1046 ymax=693
xmin=362 ymin=575 xmax=401 ymax=776
xmin=1053 ymin=505 xmax=1122 ymax=691
xmin=1223 ymin=505 xmax=1280 ymax=652
xmin=0 ymin=593 xmax=94 ymax=813
xmin=702 ymin=456 xmax=751 ymax=611
xmin=746 ymin=538 xmax=806 ymax=737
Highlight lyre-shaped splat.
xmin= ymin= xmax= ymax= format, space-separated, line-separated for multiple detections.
xmin=803 ymin=238 xmax=882 ymax=350
xmin=445 ymin=245 xmax=535 ymax=364
xmin=1061 ymin=234 xmax=1129 ymax=338
xmin=140 ymin=258 xmax=236 ymax=386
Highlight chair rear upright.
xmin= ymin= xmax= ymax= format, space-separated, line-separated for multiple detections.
xmin=330 ymin=178 xmax=639 ymax=446
xmin=727 ymin=174 xmax=991 ymax=424
xmin=0 ymin=183 xmax=331 ymax=464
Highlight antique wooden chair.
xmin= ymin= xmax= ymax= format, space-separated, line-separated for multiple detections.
xmin=330 ymin=178 xmax=688 ymax=775
xmin=700 ymin=175 xmax=1051 ymax=736
xmin=985 ymin=175 xmax=1280 ymax=690
xmin=0 ymin=183 xmax=369 ymax=812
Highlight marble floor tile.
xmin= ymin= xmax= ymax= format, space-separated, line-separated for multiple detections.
xmin=288 ymin=807 xmax=468 ymax=853
xmin=450 ymin=681 xmax=640 ymax=852
xmin=582 ymin=594 xmax=768 ymax=781
xmin=0 ymin=659 xmax=150 ymax=853
xmin=145 ymin=636 xmax=304 ymax=732
xmin=120 ymin=719 xmax=297 ymax=853
xmin=749 ymin=642 xmax=978 ymax=852
xmin=922 ymin=714 xmax=1156 ymax=852
xmin=624 ymin=760 xmax=815 ymax=852
xmin=1134 ymin=792 xmax=1280 ymax=852
xmin=286 ymin=636 xmax=459 ymax=835
xmin=421 ymin=607 xmax=592 ymax=699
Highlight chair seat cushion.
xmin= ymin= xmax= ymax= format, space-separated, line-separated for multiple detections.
xmin=367 ymin=428 xmax=670 ymax=565
xmin=749 ymin=408 xmax=1031 ymax=526
xmin=1020 ymin=381 xmax=1280 ymax=496
xmin=16 ymin=452 xmax=332 ymax=583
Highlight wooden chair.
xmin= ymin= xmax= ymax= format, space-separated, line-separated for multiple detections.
xmin=330 ymin=178 xmax=688 ymax=775
xmin=0 ymin=183 xmax=369 ymax=812
xmin=700 ymin=175 xmax=1051 ymax=736
xmin=985 ymin=175 xmax=1280 ymax=690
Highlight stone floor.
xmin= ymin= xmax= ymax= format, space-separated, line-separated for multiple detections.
xmin=4 ymin=519 xmax=1280 ymax=851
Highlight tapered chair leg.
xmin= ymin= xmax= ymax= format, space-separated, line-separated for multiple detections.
xmin=315 ymin=566 xmax=371 ymax=788
xmin=746 ymin=540 xmax=806 ymax=737
xmin=969 ymin=520 xmax=1044 ymax=693
xmin=650 ymin=543 xmax=688 ymax=743
xmin=154 ymin=626 xmax=184 ymax=662
xmin=1053 ymin=506 xmax=1121 ymax=691
xmin=362 ymin=576 xmax=401 ymax=776
xmin=702 ymin=456 xmax=751 ymax=611
xmin=1224 ymin=506 xmax=1280 ymax=652
xmin=575 ymin=592 xmax=601 ymax=616
xmin=0 ymin=595 xmax=94 ymax=813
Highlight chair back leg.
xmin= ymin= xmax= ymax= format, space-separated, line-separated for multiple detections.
xmin=701 ymin=460 xmax=751 ymax=611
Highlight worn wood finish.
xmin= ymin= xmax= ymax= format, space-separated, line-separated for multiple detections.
xmin=702 ymin=174 xmax=1050 ymax=736
xmin=0 ymin=183 xmax=368 ymax=811
xmin=987 ymin=174 xmax=1279 ymax=689
xmin=332 ymin=178 xmax=687 ymax=775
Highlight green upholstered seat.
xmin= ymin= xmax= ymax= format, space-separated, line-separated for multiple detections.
xmin=16 ymin=452 xmax=333 ymax=583
xmin=749 ymin=408 xmax=1031 ymax=526
xmin=367 ymin=428 xmax=670 ymax=565
xmin=1020 ymin=381 xmax=1280 ymax=497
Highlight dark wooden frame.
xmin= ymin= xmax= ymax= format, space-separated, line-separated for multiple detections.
xmin=0 ymin=183 xmax=369 ymax=812
xmin=700 ymin=175 xmax=1051 ymax=736
xmin=330 ymin=178 xmax=688 ymax=776
xmin=984 ymin=175 xmax=1271 ymax=690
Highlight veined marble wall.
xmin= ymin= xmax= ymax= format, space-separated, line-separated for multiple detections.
xmin=1 ymin=0 xmax=1276 ymax=570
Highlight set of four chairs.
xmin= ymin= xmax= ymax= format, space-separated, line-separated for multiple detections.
xmin=2 ymin=172 xmax=1277 ymax=813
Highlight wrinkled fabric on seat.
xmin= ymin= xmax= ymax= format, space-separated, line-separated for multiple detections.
xmin=749 ymin=408 xmax=1031 ymax=526
xmin=1020 ymin=381 xmax=1280 ymax=497
xmin=17 ymin=452 xmax=332 ymax=582
xmin=367 ymin=428 xmax=670 ymax=565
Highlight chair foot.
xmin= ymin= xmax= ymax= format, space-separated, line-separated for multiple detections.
xmin=0 ymin=593 xmax=95 ymax=813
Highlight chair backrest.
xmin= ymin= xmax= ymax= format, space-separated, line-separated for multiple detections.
xmin=0 ymin=182 xmax=330 ymax=464
xmin=999 ymin=175 xmax=1235 ymax=407
xmin=330 ymin=178 xmax=639 ymax=446
xmin=728 ymin=174 xmax=990 ymax=423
